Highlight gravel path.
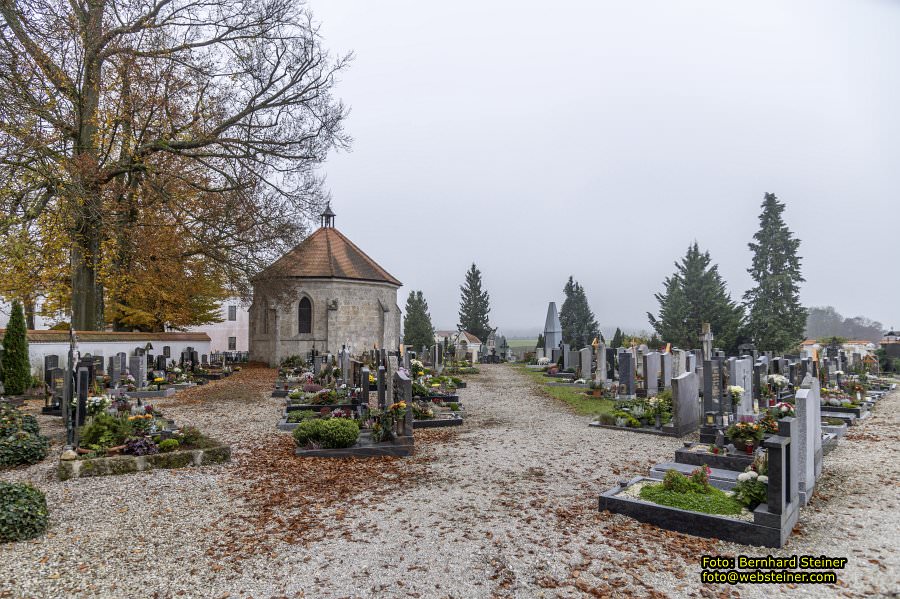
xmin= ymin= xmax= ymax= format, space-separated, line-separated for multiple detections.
xmin=1 ymin=365 xmax=897 ymax=598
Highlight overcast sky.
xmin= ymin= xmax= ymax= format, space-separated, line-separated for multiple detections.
xmin=310 ymin=0 xmax=900 ymax=337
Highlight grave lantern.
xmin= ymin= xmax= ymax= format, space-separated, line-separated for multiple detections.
xmin=705 ymin=411 xmax=716 ymax=426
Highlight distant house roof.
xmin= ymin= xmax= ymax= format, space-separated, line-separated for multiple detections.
xmin=801 ymin=339 xmax=818 ymax=346
xmin=0 ymin=330 xmax=211 ymax=344
xmin=254 ymin=227 xmax=401 ymax=287
xmin=435 ymin=330 xmax=482 ymax=344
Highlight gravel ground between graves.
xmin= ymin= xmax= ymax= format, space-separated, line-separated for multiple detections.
xmin=1 ymin=365 xmax=898 ymax=598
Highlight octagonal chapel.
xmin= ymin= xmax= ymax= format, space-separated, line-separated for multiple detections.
xmin=249 ymin=206 xmax=402 ymax=366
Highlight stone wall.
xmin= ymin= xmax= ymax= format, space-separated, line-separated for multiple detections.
xmin=250 ymin=278 xmax=400 ymax=365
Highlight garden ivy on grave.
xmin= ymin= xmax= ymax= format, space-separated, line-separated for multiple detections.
xmin=0 ymin=481 xmax=49 ymax=543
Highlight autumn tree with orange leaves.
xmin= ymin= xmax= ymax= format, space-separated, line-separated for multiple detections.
xmin=0 ymin=0 xmax=350 ymax=330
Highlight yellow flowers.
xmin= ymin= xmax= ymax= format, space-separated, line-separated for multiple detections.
xmin=153 ymin=377 xmax=165 ymax=383
xmin=128 ymin=414 xmax=153 ymax=421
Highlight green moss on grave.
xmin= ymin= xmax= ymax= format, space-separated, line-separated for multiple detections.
xmin=146 ymin=451 xmax=193 ymax=470
xmin=57 ymin=462 xmax=74 ymax=481
xmin=106 ymin=456 xmax=138 ymax=475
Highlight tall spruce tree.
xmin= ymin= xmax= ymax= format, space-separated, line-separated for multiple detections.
xmin=559 ymin=276 xmax=599 ymax=349
xmin=0 ymin=300 xmax=31 ymax=395
xmin=457 ymin=263 xmax=492 ymax=343
xmin=744 ymin=193 xmax=806 ymax=353
xmin=648 ymin=242 xmax=744 ymax=353
xmin=403 ymin=291 xmax=435 ymax=351
xmin=611 ymin=327 xmax=624 ymax=348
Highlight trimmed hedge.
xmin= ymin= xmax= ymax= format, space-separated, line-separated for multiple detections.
xmin=0 ymin=482 xmax=49 ymax=543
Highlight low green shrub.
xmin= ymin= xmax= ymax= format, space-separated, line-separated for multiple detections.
xmin=0 ymin=481 xmax=49 ymax=543
xmin=293 ymin=418 xmax=359 ymax=449
xmin=178 ymin=426 xmax=216 ymax=449
xmin=158 ymin=438 xmax=180 ymax=453
xmin=0 ymin=432 xmax=50 ymax=468
xmin=79 ymin=414 xmax=133 ymax=448
xmin=286 ymin=410 xmax=318 ymax=423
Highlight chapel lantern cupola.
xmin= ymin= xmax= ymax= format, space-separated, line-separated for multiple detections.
xmin=321 ymin=203 xmax=336 ymax=228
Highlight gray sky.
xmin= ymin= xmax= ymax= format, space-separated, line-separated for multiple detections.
xmin=311 ymin=0 xmax=900 ymax=337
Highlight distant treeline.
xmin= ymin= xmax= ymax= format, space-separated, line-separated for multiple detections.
xmin=805 ymin=306 xmax=883 ymax=343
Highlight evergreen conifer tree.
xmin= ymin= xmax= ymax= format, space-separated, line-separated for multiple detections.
xmin=744 ymin=193 xmax=806 ymax=353
xmin=648 ymin=242 xmax=744 ymax=352
xmin=403 ymin=291 xmax=435 ymax=351
xmin=0 ymin=300 xmax=31 ymax=395
xmin=457 ymin=263 xmax=492 ymax=343
xmin=611 ymin=327 xmax=624 ymax=349
xmin=559 ymin=276 xmax=599 ymax=349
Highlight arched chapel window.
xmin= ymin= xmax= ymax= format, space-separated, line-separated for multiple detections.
xmin=298 ymin=297 xmax=312 ymax=334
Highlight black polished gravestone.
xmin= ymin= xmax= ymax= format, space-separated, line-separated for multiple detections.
xmin=75 ymin=365 xmax=90 ymax=427
xmin=377 ymin=365 xmax=386 ymax=409
xmin=44 ymin=355 xmax=59 ymax=387
xmin=156 ymin=355 xmax=167 ymax=371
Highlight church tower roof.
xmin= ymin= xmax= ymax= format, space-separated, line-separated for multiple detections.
xmin=255 ymin=226 xmax=402 ymax=287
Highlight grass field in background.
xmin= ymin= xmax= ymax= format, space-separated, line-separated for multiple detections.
xmin=512 ymin=364 xmax=614 ymax=417
xmin=506 ymin=339 xmax=538 ymax=349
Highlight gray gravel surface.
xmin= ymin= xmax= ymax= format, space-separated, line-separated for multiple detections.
xmin=1 ymin=365 xmax=897 ymax=598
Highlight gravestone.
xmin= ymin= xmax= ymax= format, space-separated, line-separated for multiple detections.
xmin=763 ymin=419 xmax=799 ymax=522
xmin=671 ymin=372 xmax=700 ymax=436
xmin=594 ymin=342 xmax=608 ymax=386
xmin=660 ymin=352 xmax=673 ymax=389
xmin=163 ymin=346 xmax=171 ymax=358
xmin=76 ymin=366 xmax=90 ymax=427
xmin=699 ymin=323 xmax=714 ymax=360
xmin=551 ymin=348 xmax=561 ymax=364
xmin=702 ymin=359 xmax=722 ymax=416
xmin=794 ymin=376 xmax=822 ymax=506
xmin=561 ymin=344 xmax=571 ymax=370
xmin=618 ymin=352 xmax=635 ymax=397
xmin=728 ymin=357 xmax=754 ymax=419
xmin=44 ymin=355 xmax=59 ymax=388
xmin=129 ymin=356 xmax=147 ymax=388
xmin=643 ymin=352 xmax=661 ymax=396
xmin=377 ymin=365 xmax=386 ymax=409
xmin=535 ymin=348 xmax=544 ymax=360
xmin=386 ymin=356 xmax=398 ymax=406
xmin=672 ymin=349 xmax=686 ymax=377
xmin=117 ymin=353 xmax=128 ymax=375
xmin=109 ymin=357 xmax=121 ymax=386
xmin=686 ymin=351 xmax=698 ymax=375
xmin=579 ymin=347 xmax=592 ymax=380
xmin=156 ymin=355 xmax=167 ymax=372
xmin=543 ymin=302 xmax=562 ymax=354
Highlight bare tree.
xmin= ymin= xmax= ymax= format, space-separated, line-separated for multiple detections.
xmin=0 ymin=0 xmax=350 ymax=329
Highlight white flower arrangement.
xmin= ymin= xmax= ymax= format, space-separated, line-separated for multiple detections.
xmin=757 ymin=475 xmax=768 ymax=484
xmin=767 ymin=374 xmax=789 ymax=388
xmin=728 ymin=385 xmax=745 ymax=399
xmin=574 ymin=378 xmax=587 ymax=385
xmin=410 ymin=359 xmax=424 ymax=370
xmin=834 ymin=370 xmax=844 ymax=376
xmin=737 ymin=471 xmax=759 ymax=482
xmin=172 ymin=367 xmax=182 ymax=374
xmin=537 ymin=357 xmax=551 ymax=366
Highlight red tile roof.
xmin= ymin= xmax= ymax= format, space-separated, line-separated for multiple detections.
xmin=0 ymin=330 xmax=210 ymax=343
xmin=255 ymin=227 xmax=401 ymax=286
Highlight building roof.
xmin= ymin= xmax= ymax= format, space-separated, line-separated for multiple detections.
xmin=435 ymin=330 xmax=482 ymax=344
xmin=0 ymin=330 xmax=210 ymax=344
xmin=255 ymin=227 xmax=401 ymax=287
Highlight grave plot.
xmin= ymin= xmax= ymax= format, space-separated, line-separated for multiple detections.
xmin=56 ymin=399 xmax=230 ymax=480
xmin=590 ymin=371 xmax=698 ymax=437
xmin=600 ymin=421 xmax=798 ymax=547
xmin=292 ymin=372 xmax=415 ymax=458
xmin=601 ymin=377 xmax=832 ymax=547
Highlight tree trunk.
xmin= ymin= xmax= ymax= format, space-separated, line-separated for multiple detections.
xmin=70 ymin=0 xmax=106 ymax=331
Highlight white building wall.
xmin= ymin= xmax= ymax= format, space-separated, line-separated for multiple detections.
xmin=186 ymin=299 xmax=249 ymax=353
